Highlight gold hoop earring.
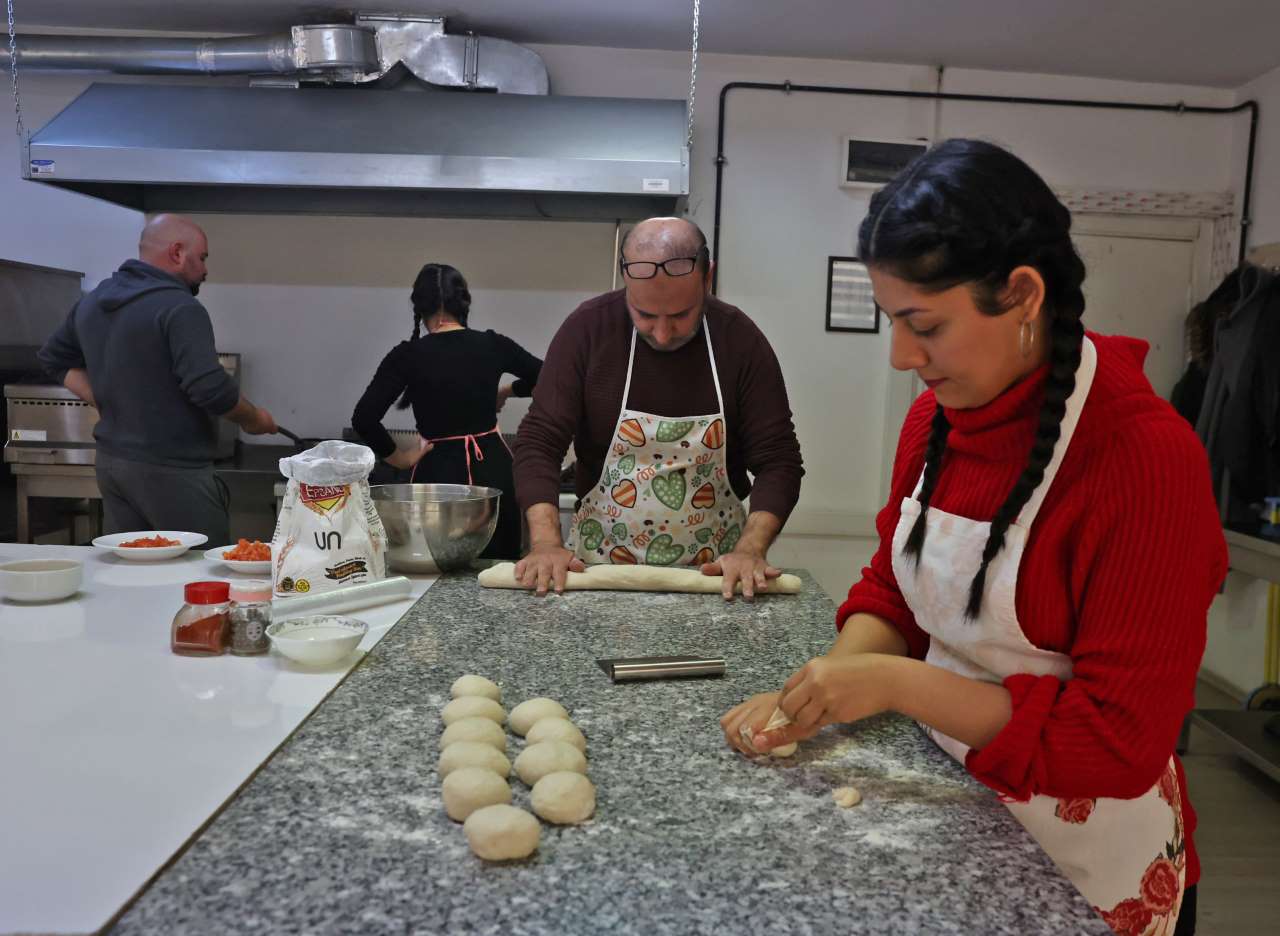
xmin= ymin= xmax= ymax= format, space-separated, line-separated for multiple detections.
xmin=1019 ymin=321 xmax=1035 ymax=357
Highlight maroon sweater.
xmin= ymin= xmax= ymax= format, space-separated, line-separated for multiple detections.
xmin=514 ymin=290 xmax=804 ymax=520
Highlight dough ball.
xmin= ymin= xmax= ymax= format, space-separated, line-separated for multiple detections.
xmin=509 ymin=697 xmax=569 ymax=736
xmin=514 ymin=740 xmax=588 ymax=785
xmin=531 ymin=771 xmax=596 ymax=825
xmin=438 ymin=741 xmax=511 ymax=779
xmin=525 ymin=717 xmax=587 ymax=752
xmin=832 ymin=786 xmax=863 ymax=808
xmin=442 ymin=696 xmax=506 ymax=726
xmin=451 ymin=674 xmax=502 ymax=702
xmin=442 ymin=767 xmax=512 ymax=822
xmin=464 ymin=804 xmax=540 ymax=861
xmin=441 ymin=717 xmax=507 ymax=752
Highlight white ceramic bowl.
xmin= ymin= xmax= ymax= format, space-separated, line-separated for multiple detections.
xmin=267 ymin=615 xmax=368 ymax=666
xmin=203 ymin=545 xmax=272 ymax=574
xmin=92 ymin=531 xmax=207 ymax=561
xmin=0 ymin=558 xmax=83 ymax=602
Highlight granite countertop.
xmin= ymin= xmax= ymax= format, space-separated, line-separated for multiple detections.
xmin=111 ymin=572 xmax=1108 ymax=935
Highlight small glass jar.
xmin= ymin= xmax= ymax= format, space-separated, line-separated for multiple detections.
xmin=228 ymin=580 xmax=273 ymax=656
xmin=172 ymin=581 xmax=232 ymax=656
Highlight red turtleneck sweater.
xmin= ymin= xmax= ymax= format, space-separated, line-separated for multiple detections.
xmin=838 ymin=333 xmax=1227 ymax=886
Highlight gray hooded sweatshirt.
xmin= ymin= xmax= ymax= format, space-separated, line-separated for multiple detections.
xmin=38 ymin=259 xmax=240 ymax=467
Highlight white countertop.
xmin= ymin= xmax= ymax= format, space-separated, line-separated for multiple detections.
xmin=0 ymin=544 xmax=434 ymax=936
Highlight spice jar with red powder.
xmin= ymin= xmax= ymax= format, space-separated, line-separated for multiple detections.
xmin=171 ymin=582 xmax=231 ymax=656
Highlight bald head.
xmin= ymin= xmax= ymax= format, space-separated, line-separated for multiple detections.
xmin=139 ymin=214 xmax=209 ymax=293
xmin=619 ymin=217 xmax=714 ymax=353
xmin=620 ymin=217 xmax=708 ymax=270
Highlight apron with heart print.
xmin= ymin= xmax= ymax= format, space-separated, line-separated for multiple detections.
xmin=565 ymin=319 xmax=748 ymax=567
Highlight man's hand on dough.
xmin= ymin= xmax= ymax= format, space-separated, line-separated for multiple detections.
xmin=514 ymin=544 xmax=586 ymax=596
xmin=701 ymin=549 xmax=780 ymax=602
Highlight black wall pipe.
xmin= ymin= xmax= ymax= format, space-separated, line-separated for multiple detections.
xmin=711 ymin=81 xmax=1259 ymax=293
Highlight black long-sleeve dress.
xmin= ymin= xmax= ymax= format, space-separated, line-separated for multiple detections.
xmin=352 ymin=328 xmax=542 ymax=559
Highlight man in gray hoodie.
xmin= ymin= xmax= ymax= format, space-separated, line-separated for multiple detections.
xmin=38 ymin=214 xmax=277 ymax=544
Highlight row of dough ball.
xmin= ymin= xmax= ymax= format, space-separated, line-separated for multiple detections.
xmin=444 ymin=676 xmax=596 ymax=861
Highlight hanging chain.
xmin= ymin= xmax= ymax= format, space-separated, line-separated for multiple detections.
xmin=686 ymin=0 xmax=700 ymax=149
xmin=7 ymin=0 xmax=24 ymax=140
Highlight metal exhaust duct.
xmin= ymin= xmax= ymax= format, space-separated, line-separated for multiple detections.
xmin=0 ymin=14 xmax=550 ymax=94
xmin=0 ymin=26 xmax=378 ymax=78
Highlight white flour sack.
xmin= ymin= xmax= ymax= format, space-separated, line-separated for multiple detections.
xmin=272 ymin=441 xmax=387 ymax=597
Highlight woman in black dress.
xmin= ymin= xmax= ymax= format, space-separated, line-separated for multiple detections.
xmin=353 ymin=263 xmax=542 ymax=559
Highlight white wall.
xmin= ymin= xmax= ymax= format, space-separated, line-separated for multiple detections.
xmin=3 ymin=45 xmax=1250 ymax=608
xmin=1235 ymin=62 xmax=1280 ymax=247
xmin=0 ymin=74 xmax=141 ymax=337
xmin=190 ymin=215 xmax=617 ymax=436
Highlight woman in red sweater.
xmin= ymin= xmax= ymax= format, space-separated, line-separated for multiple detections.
xmin=722 ymin=139 xmax=1226 ymax=936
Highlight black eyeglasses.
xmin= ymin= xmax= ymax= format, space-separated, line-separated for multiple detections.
xmin=619 ymin=256 xmax=701 ymax=279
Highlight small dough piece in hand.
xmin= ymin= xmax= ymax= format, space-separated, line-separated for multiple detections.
xmin=514 ymin=740 xmax=588 ymax=785
xmin=531 ymin=771 xmax=596 ymax=825
xmin=442 ymin=696 xmax=506 ymax=726
xmin=525 ymin=717 xmax=587 ymax=752
xmin=742 ymin=706 xmax=797 ymax=757
xmin=464 ymin=804 xmax=540 ymax=861
xmin=509 ymin=698 xmax=569 ymax=736
xmin=442 ymin=767 xmax=511 ymax=821
xmin=451 ymin=674 xmax=502 ymax=702
xmin=441 ymin=717 xmax=507 ymax=752
xmin=833 ymin=786 xmax=863 ymax=808
xmin=439 ymin=741 xmax=511 ymax=779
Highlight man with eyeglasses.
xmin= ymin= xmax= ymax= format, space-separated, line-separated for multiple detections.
xmin=513 ymin=217 xmax=804 ymax=600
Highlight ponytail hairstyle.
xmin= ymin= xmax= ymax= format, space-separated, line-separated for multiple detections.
xmin=857 ymin=139 xmax=1086 ymax=619
xmin=398 ymin=262 xmax=473 ymax=409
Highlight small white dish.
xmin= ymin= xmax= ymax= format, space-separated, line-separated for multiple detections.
xmin=92 ymin=531 xmax=207 ymax=561
xmin=203 ymin=545 xmax=272 ymax=574
xmin=267 ymin=614 xmax=368 ymax=667
xmin=0 ymin=558 xmax=83 ymax=602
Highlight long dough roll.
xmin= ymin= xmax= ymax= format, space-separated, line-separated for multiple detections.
xmin=477 ymin=562 xmax=802 ymax=595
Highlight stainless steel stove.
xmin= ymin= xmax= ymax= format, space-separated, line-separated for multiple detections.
xmin=4 ymin=353 xmax=242 ymax=467
xmin=4 ymin=353 xmax=242 ymax=542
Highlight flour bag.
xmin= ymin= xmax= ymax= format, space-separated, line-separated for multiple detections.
xmin=272 ymin=440 xmax=386 ymax=597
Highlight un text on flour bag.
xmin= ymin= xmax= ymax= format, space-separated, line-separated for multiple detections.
xmin=272 ymin=441 xmax=387 ymax=597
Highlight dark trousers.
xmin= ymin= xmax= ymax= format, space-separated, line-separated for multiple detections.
xmin=1173 ymin=885 xmax=1197 ymax=936
xmin=96 ymin=450 xmax=230 ymax=545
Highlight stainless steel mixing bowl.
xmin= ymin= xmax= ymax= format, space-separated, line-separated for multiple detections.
xmin=370 ymin=483 xmax=501 ymax=574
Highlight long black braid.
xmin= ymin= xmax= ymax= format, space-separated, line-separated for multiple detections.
xmin=903 ymin=405 xmax=951 ymax=562
xmin=398 ymin=262 xmax=473 ymax=409
xmin=857 ymin=139 xmax=1087 ymax=618
xmin=963 ymin=298 xmax=1084 ymax=616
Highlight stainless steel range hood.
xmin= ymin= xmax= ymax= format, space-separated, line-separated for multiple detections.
xmin=23 ymin=83 xmax=689 ymax=220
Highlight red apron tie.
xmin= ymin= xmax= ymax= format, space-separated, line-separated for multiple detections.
xmin=410 ymin=424 xmax=511 ymax=486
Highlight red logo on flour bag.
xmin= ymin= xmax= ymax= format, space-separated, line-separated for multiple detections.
xmin=299 ymin=483 xmax=350 ymax=516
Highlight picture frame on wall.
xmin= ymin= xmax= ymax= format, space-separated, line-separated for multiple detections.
xmin=825 ymin=256 xmax=879 ymax=334
xmin=839 ymin=136 xmax=929 ymax=189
